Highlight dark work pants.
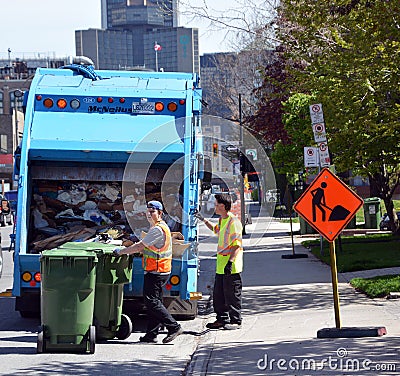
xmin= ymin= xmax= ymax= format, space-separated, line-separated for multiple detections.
xmin=213 ymin=273 xmax=242 ymax=324
xmin=143 ymin=272 xmax=180 ymax=338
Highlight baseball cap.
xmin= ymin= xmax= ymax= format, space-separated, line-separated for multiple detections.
xmin=147 ymin=200 xmax=163 ymax=211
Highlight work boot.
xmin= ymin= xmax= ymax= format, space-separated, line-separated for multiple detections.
xmin=162 ymin=326 xmax=183 ymax=344
xmin=206 ymin=321 xmax=226 ymax=329
xmin=224 ymin=323 xmax=242 ymax=330
xmin=139 ymin=335 xmax=158 ymax=343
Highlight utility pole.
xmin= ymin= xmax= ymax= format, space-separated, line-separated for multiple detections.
xmin=239 ymin=94 xmax=246 ymax=235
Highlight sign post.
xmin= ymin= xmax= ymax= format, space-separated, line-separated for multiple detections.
xmin=294 ymin=168 xmax=386 ymax=338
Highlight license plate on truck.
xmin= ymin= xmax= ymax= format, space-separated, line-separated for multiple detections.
xmin=132 ymin=102 xmax=155 ymax=114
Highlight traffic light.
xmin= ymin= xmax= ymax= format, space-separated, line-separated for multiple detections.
xmin=212 ymin=143 xmax=218 ymax=157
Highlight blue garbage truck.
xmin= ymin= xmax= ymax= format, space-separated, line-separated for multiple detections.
xmin=12 ymin=60 xmax=205 ymax=319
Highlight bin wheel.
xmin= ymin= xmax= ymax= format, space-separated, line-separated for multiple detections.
xmin=88 ymin=325 xmax=96 ymax=354
xmin=116 ymin=314 xmax=132 ymax=340
xmin=37 ymin=325 xmax=46 ymax=354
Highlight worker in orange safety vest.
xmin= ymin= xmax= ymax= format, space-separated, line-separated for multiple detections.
xmin=114 ymin=200 xmax=183 ymax=343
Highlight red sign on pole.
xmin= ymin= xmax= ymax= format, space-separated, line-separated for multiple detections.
xmin=294 ymin=168 xmax=364 ymax=242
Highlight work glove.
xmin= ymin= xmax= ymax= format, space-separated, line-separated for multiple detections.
xmin=113 ymin=247 xmax=123 ymax=257
xmin=193 ymin=209 xmax=204 ymax=221
xmin=224 ymin=261 xmax=233 ymax=275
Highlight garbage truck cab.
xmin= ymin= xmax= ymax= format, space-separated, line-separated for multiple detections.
xmin=12 ymin=61 xmax=204 ymax=319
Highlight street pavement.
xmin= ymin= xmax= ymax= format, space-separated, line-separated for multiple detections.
xmin=1 ymin=208 xmax=400 ymax=375
xmin=189 ymin=206 xmax=400 ymax=375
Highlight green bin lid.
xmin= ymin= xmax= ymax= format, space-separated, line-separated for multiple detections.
xmin=58 ymin=242 xmax=117 ymax=254
xmin=41 ymin=247 xmax=98 ymax=260
xmin=364 ymin=197 xmax=380 ymax=203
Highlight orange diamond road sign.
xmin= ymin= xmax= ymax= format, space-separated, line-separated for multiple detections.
xmin=294 ymin=168 xmax=364 ymax=242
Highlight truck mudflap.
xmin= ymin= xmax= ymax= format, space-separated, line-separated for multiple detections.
xmin=122 ymin=296 xmax=198 ymax=320
xmin=163 ymin=297 xmax=198 ymax=320
xmin=15 ymin=290 xmax=40 ymax=318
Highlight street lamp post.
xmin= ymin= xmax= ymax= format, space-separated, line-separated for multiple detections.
xmin=7 ymin=48 xmax=11 ymax=71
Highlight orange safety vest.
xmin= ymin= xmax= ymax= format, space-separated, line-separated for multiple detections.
xmin=142 ymin=220 xmax=172 ymax=273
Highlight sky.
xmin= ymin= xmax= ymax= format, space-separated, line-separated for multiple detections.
xmin=0 ymin=0 xmax=234 ymax=60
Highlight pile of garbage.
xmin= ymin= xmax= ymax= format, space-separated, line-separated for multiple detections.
xmin=29 ymin=181 xmax=142 ymax=253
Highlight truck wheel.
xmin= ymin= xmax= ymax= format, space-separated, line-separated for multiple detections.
xmin=37 ymin=325 xmax=46 ymax=353
xmin=88 ymin=325 xmax=96 ymax=354
xmin=116 ymin=314 xmax=132 ymax=340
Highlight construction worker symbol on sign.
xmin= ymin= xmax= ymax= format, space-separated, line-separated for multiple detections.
xmin=294 ymin=168 xmax=364 ymax=242
xmin=311 ymin=182 xmax=351 ymax=222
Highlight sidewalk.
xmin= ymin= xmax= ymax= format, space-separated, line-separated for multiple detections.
xmin=189 ymin=217 xmax=400 ymax=375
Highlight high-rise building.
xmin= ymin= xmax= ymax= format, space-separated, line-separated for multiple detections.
xmin=80 ymin=0 xmax=195 ymax=72
xmin=101 ymin=0 xmax=178 ymax=29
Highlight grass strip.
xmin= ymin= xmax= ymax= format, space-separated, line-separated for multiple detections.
xmin=308 ymin=237 xmax=400 ymax=273
xmin=350 ymin=275 xmax=400 ymax=298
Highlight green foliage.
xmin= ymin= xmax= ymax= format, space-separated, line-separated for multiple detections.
xmin=272 ymin=93 xmax=316 ymax=174
xmin=277 ymin=0 xmax=400 ymax=176
xmin=272 ymin=0 xmax=400 ymax=231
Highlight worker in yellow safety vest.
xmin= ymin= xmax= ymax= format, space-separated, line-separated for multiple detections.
xmin=195 ymin=193 xmax=243 ymax=330
xmin=114 ymin=200 xmax=183 ymax=343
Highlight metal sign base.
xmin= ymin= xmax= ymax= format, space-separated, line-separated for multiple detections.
xmin=317 ymin=326 xmax=387 ymax=338
xmin=281 ymin=253 xmax=308 ymax=259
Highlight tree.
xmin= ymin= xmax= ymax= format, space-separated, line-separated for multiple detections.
xmin=272 ymin=0 xmax=400 ymax=232
xmin=201 ymin=49 xmax=274 ymax=122
xmin=177 ymin=0 xmax=280 ymax=122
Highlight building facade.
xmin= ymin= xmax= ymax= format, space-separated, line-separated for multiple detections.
xmin=78 ymin=0 xmax=198 ymax=73
xmin=0 ymin=57 xmax=68 ymax=188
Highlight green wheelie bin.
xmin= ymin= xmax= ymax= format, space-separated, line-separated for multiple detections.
xmin=59 ymin=243 xmax=133 ymax=341
xmin=37 ymin=248 xmax=98 ymax=354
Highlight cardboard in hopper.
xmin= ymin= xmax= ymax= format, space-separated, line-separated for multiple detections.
xmin=141 ymin=231 xmax=189 ymax=258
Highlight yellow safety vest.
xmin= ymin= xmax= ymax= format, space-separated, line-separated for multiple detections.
xmin=143 ymin=220 xmax=172 ymax=273
xmin=213 ymin=212 xmax=243 ymax=274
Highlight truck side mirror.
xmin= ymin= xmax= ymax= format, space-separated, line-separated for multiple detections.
xmin=199 ymin=156 xmax=212 ymax=192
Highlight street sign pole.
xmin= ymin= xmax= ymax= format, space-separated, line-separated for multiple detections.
xmin=282 ymin=184 xmax=307 ymax=259
xmin=329 ymin=240 xmax=341 ymax=328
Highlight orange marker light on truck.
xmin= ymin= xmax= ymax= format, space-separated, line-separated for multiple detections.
xmin=170 ymin=275 xmax=180 ymax=285
xmin=155 ymin=102 xmax=164 ymax=112
xmin=22 ymin=272 xmax=32 ymax=282
xmin=57 ymin=99 xmax=67 ymax=109
xmin=43 ymin=98 xmax=53 ymax=108
xmin=167 ymin=102 xmax=178 ymax=112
